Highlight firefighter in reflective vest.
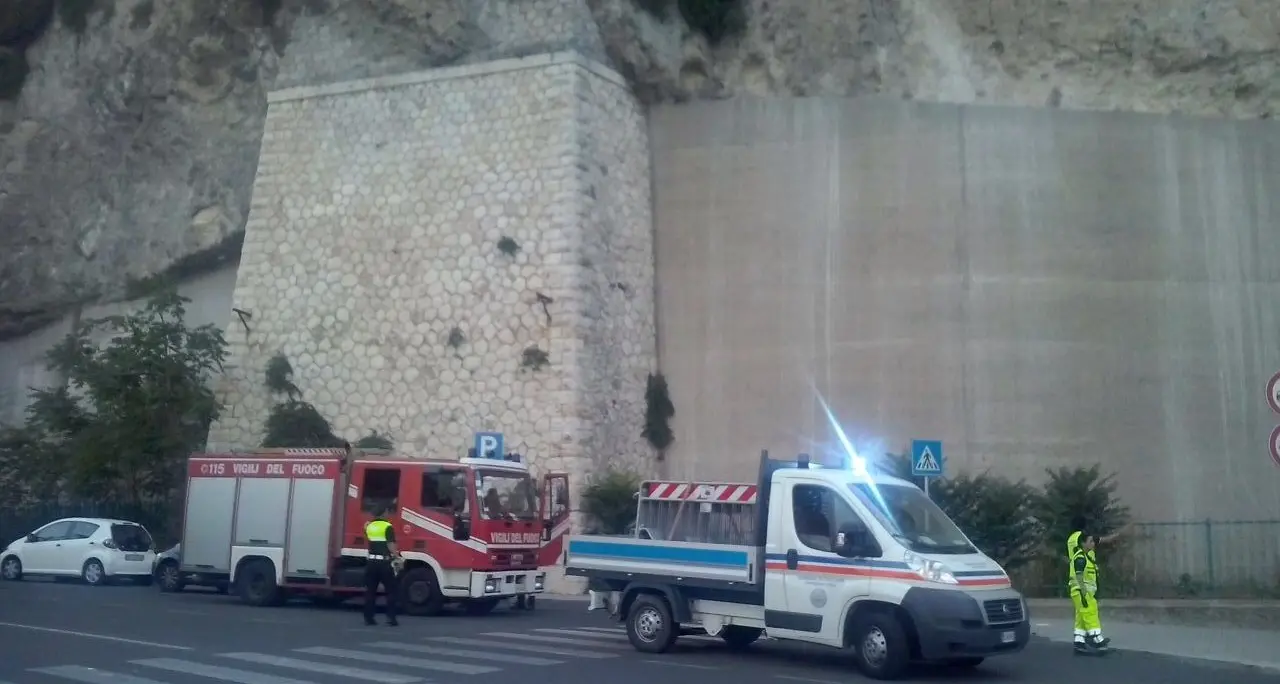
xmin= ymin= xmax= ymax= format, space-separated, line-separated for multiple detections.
xmin=364 ymin=505 xmax=400 ymax=626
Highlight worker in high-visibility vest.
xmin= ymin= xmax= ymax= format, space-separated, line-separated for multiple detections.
xmin=1068 ymin=517 xmax=1129 ymax=654
xmin=363 ymin=505 xmax=401 ymax=626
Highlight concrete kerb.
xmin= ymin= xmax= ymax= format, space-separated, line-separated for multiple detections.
xmin=1027 ymin=598 xmax=1280 ymax=630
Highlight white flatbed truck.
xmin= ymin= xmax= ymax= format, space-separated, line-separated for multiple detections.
xmin=564 ymin=451 xmax=1030 ymax=680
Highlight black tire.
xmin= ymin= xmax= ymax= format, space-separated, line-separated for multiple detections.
xmin=626 ymin=594 xmax=678 ymax=653
xmin=0 ymin=555 xmax=21 ymax=581
xmin=946 ymin=657 xmax=984 ymax=669
xmin=463 ymin=598 xmax=500 ymax=616
xmin=237 ymin=559 xmax=283 ymax=606
xmin=81 ymin=559 xmax=108 ymax=586
xmin=156 ymin=561 xmax=185 ymax=593
xmin=719 ymin=625 xmax=763 ymax=649
xmin=850 ymin=610 xmax=911 ymax=680
xmin=398 ymin=566 xmax=445 ymax=616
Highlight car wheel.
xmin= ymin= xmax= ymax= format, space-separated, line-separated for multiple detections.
xmin=156 ymin=561 xmax=184 ymax=592
xmin=851 ymin=610 xmax=911 ymax=680
xmin=0 ymin=556 xmax=21 ymax=581
xmin=82 ymin=559 xmax=108 ymax=586
xmin=626 ymin=594 xmax=678 ymax=653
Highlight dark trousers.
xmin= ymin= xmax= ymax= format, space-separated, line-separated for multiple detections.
xmin=363 ymin=560 xmax=399 ymax=622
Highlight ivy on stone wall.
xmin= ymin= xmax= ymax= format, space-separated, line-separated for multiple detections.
xmin=0 ymin=0 xmax=53 ymax=101
xmin=260 ymin=352 xmax=345 ymax=448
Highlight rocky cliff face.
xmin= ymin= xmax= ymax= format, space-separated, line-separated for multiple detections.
xmin=1 ymin=0 xmax=1276 ymax=337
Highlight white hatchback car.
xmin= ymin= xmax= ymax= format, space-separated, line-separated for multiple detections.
xmin=0 ymin=517 xmax=157 ymax=586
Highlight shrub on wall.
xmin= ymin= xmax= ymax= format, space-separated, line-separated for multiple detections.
xmin=580 ymin=470 xmax=642 ymax=534
xmin=642 ymin=373 xmax=675 ymax=455
xmin=260 ymin=352 xmax=345 ymax=448
xmin=931 ymin=473 xmax=1040 ymax=572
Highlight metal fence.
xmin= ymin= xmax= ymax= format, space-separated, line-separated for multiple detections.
xmin=1015 ymin=519 xmax=1280 ymax=598
xmin=0 ymin=500 xmax=178 ymax=548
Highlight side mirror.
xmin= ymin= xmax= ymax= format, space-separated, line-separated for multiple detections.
xmin=833 ymin=524 xmax=874 ymax=558
xmin=25 ymin=533 xmax=36 ymax=543
xmin=452 ymin=514 xmax=470 ymax=541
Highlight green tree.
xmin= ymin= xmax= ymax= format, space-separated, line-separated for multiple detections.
xmin=580 ymin=470 xmax=642 ymax=534
xmin=931 ymin=474 xmax=1041 ymax=571
xmin=13 ymin=291 xmax=227 ymax=506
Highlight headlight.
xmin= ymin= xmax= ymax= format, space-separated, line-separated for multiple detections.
xmin=903 ymin=552 xmax=958 ymax=585
xmin=484 ymin=576 xmax=500 ymax=593
xmin=534 ymin=573 xmax=545 ymax=591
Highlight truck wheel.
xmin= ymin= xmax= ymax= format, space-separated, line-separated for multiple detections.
xmin=851 ymin=610 xmax=911 ymax=680
xmin=626 ymin=594 xmax=678 ymax=653
xmin=237 ymin=559 xmax=283 ymax=606
xmin=463 ymin=598 xmax=500 ymax=615
xmin=719 ymin=626 xmax=763 ymax=649
xmin=399 ymin=567 xmax=445 ymax=616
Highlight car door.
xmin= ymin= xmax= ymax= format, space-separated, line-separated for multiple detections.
xmin=23 ymin=521 xmax=74 ymax=573
xmin=773 ymin=483 xmax=872 ymax=645
xmin=59 ymin=522 xmax=102 ymax=574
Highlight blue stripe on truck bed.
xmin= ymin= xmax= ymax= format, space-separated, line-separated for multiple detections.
xmin=568 ymin=539 xmax=750 ymax=567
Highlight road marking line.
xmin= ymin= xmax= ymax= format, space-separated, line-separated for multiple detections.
xmin=367 ymin=642 xmax=562 ymax=666
xmin=0 ymin=622 xmax=192 ymax=650
xmin=135 ymin=658 xmax=314 ymax=684
xmin=481 ymin=631 xmax=628 ymax=648
xmin=640 ymin=660 xmax=717 ymax=670
xmin=220 ymin=653 xmax=422 ymax=683
xmin=429 ymin=636 xmax=617 ymax=659
xmin=533 ymin=628 xmax=627 ymax=640
xmin=33 ymin=666 xmax=170 ymax=684
xmin=575 ymin=626 xmax=625 ymax=633
xmin=295 ymin=647 xmax=499 ymax=675
xmin=775 ymin=676 xmax=842 ymax=684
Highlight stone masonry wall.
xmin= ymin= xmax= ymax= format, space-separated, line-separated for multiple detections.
xmin=206 ymin=53 xmax=657 ymax=498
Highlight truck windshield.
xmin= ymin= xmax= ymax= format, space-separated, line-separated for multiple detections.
xmin=849 ymin=483 xmax=976 ymax=555
xmin=477 ymin=471 xmax=538 ymax=520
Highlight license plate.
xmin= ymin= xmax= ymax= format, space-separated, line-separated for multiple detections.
xmin=1001 ymin=631 xmax=1016 ymax=644
xmin=125 ymin=554 xmax=144 ymax=561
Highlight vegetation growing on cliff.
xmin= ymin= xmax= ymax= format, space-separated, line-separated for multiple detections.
xmin=635 ymin=0 xmax=746 ymax=44
xmin=642 ymin=372 xmax=675 ymax=455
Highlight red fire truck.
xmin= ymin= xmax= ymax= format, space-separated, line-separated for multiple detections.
xmin=177 ymin=445 xmax=570 ymax=615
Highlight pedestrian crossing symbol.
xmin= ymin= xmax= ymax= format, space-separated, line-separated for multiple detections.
xmin=911 ymin=439 xmax=945 ymax=477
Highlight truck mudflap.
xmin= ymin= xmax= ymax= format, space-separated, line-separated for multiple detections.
xmin=898 ymin=587 xmax=1031 ymax=661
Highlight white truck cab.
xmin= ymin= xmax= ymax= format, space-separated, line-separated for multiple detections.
xmin=564 ymin=451 xmax=1030 ymax=680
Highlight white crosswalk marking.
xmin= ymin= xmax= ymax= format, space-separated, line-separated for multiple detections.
xmin=295 ymin=646 xmax=500 ymax=675
xmin=366 ymin=642 xmax=563 ymax=666
xmin=429 ymin=636 xmax=618 ymax=659
xmin=219 ymin=653 xmax=423 ymax=683
xmin=534 ymin=628 xmax=628 ymax=640
xmin=135 ymin=658 xmax=313 ymax=684
xmin=32 ymin=666 xmax=169 ymax=684
xmin=482 ymin=631 xmax=628 ymax=648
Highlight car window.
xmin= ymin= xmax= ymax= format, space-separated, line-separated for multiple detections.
xmin=67 ymin=522 xmax=100 ymax=540
xmin=110 ymin=524 xmax=153 ymax=552
xmin=32 ymin=521 xmax=74 ymax=542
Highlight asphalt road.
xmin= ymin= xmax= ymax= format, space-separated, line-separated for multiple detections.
xmin=0 ymin=579 xmax=1276 ymax=684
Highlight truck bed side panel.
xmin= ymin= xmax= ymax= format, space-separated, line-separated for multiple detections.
xmin=566 ymin=536 xmax=758 ymax=584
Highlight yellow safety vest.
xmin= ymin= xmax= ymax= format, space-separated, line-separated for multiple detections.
xmin=365 ymin=519 xmax=391 ymax=543
xmin=1066 ymin=530 xmax=1098 ymax=589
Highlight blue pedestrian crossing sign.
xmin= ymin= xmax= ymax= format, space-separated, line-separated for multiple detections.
xmin=911 ymin=440 xmax=944 ymax=477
